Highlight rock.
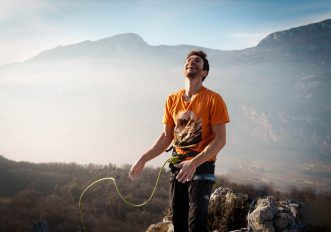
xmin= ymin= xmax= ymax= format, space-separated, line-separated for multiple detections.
xmin=248 ymin=197 xmax=304 ymax=232
xmin=146 ymin=217 xmax=173 ymax=232
xmin=146 ymin=187 xmax=305 ymax=232
xmin=248 ymin=197 xmax=278 ymax=232
xmin=208 ymin=187 xmax=250 ymax=232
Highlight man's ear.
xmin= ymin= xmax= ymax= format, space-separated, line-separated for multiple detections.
xmin=203 ymin=71 xmax=207 ymax=77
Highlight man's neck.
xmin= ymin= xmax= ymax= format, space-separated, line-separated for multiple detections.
xmin=184 ymin=78 xmax=202 ymax=100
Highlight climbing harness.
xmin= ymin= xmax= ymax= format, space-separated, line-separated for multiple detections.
xmin=168 ymin=147 xmax=199 ymax=166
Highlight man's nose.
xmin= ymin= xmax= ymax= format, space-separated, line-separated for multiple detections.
xmin=188 ymin=60 xmax=195 ymax=65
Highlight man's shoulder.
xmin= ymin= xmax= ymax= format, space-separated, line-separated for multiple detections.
xmin=167 ymin=89 xmax=185 ymax=99
xmin=202 ymin=86 xmax=222 ymax=98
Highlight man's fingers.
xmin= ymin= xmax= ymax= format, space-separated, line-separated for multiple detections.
xmin=129 ymin=170 xmax=134 ymax=178
xmin=129 ymin=169 xmax=140 ymax=181
xmin=174 ymin=162 xmax=184 ymax=168
xmin=175 ymin=161 xmax=196 ymax=183
xmin=129 ymin=172 xmax=138 ymax=181
xmin=176 ymin=169 xmax=193 ymax=183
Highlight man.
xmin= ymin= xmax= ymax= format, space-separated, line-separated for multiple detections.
xmin=129 ymin=50 xmax=230 ymax=232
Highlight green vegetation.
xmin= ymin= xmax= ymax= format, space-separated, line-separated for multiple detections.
xmin=0 ymin=156 xmax=169 ymax=231
xmin=0 ymin=155 xmax=330 ymax=231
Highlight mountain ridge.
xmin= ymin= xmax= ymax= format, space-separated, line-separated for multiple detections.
xmin=26 ymin=19 xmax=331 ymax=65
xmin=258 ymin=19 xmax=331 ymax=47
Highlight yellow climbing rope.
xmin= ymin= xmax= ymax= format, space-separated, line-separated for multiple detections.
xmin=78 ymin=158 xmax=172 ymax=232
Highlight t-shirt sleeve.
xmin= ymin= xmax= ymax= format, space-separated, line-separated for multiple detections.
xmin=210 ymin=94 xmax=230 ymax=125
xmin=162 ymin=95 xmax=175 ymax=126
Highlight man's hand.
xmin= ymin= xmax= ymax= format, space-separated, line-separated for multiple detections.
xmin=174 ymin=160 xmax=197 ymax=183
xmin=129 ymin=159 xmax=146 ymax=181
xmin=129 ymin=124 xmax=174 ymax=181
xmin=171 ymin=124 xmax=226 ymax=183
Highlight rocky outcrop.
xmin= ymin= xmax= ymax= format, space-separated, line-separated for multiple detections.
xmin=248 ymin=196 xmax=304 ymax=232
xmin=146 ymin=211 xmax=173 ymax=232
xmin=146 ymin=187 xmax=305 ymax=232
xmin=146 ymin=221 xmax=173 ymax=232
xmin=208 ymin=187 xmax=250 ymax=231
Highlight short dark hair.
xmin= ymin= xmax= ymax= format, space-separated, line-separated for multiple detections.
xmin=186 ymin=50 xmax=209 ymax=81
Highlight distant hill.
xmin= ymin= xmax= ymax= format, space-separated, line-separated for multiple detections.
xmin=0 ymin=19 xmax=330 ymax=191
xmin=0 ymin=155 xmax=330 ymax=231
xmin=0 ymin=155 xmax=170 ymax=231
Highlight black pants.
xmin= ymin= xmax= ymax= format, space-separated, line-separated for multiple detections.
xmin=169 ymin=162 xmax=214 ymax=232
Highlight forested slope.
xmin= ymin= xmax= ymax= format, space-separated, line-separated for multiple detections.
xmin=0 ymin=155 xmax=330 ymax=231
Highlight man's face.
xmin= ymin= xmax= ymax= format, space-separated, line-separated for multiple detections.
xmin=183 ymin=55 xmax=206 ymax=79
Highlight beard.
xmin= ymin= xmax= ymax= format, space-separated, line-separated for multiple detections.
xmin=185 ymin=68 xmax=203 ymax=79
xmin=186 ymin=71 xmax=197 ymax=78
xmin=184 ymin=65 xmax=205 ymax=79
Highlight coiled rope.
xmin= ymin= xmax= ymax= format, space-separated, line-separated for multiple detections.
xmin=78 ymin=158 xmax=172 ymax=232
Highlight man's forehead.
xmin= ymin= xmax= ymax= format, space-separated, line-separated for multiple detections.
xmin=186 ymin=55 xmax=203 ymax=60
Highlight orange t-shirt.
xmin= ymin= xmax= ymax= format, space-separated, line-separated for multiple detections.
xmin=163 ymin=86 xmax=230 ymax=160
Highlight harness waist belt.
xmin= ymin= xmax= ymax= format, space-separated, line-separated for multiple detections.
xmin=193 ymin=173 xmax=216 ymax=182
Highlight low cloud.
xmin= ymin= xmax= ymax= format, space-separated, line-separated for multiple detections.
xmin=0 ymin=0 xmax=52 ymax=21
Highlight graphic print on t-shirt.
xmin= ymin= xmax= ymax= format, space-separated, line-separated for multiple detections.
xmin=174 ymin=110 xmax=202 ymax=149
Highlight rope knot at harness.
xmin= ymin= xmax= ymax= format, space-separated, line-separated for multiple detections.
xmin=167 ymin=145 xmax=200 ymax=166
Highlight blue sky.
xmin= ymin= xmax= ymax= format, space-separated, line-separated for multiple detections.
xmin=0 ymin=0 xmax=330 ymax=65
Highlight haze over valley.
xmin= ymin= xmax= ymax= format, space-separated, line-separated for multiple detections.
xmin=1 ymin=19 xmax=330 ymax=192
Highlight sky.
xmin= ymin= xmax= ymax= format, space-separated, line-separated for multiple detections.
xmin=1 ymin=0 xmax=331 ymax=65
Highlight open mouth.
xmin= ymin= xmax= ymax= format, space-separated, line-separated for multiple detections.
xmin=186 ymin=66 xmax=196 ymax=71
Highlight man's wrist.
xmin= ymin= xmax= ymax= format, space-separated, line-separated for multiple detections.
xmin=192 ymin=150 xmax=211 ymax=167
xmin=190 ymin=157 xmax=200 ymax=168
xmin=140 ymin=154 xmax=149 ymax=163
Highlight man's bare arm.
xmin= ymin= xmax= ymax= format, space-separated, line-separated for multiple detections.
xmin=129 ymin=124 xmax=174 ymax=180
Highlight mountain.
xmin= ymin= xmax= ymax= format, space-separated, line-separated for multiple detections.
xmin=0 ymin=19 xmax=330 ymax=191
xmin=29 ymin=33 xmax=151 ymax=62
xmin=258 ymin=19 xmax=331 ymax=59
xmin=20 ymin=19 xmax=331 ymax=64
